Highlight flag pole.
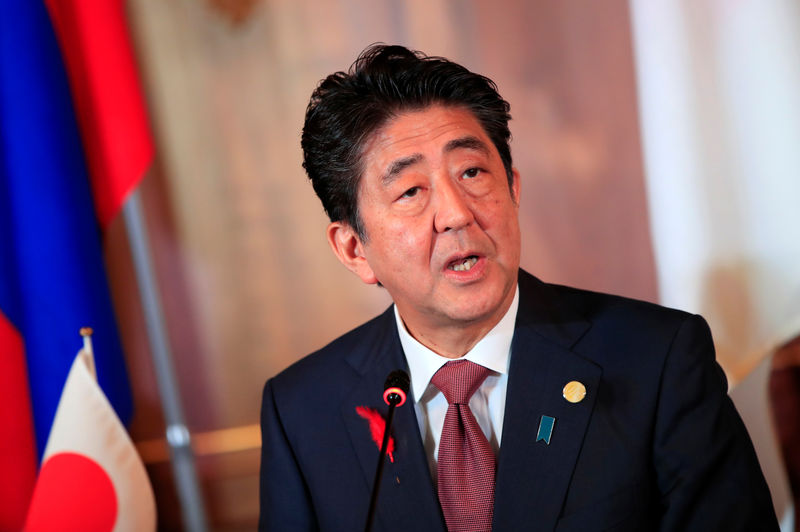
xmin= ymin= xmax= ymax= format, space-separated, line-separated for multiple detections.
xmin=123 ymin=189 xmax=209 ymax=532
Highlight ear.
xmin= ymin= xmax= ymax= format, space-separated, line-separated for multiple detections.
xmin=326 ymin=221 xmax=379 ymax=285
xmin=510 ymin=167 xmax=521 ymax=206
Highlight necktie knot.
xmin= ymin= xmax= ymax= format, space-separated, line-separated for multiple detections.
xmin=431 ymin=360 xmax=491 ymax=405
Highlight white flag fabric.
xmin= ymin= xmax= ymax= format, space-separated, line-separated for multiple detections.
xmin=628 ymin=0 xmax=800 ymax=384
xmin=24 ymin=348 xmax=156 ymax=532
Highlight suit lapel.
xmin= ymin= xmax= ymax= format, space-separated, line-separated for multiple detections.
xmin=493 ymin=273 xmax=602 ymax=531
xmin=341 ymin=309 xmax=445 ymax=531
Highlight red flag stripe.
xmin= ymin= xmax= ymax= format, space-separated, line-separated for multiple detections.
xmin=0 ymin=313 xmax=37 ymax=531
xmin=44 ymin=0 xmax=154 ymax=228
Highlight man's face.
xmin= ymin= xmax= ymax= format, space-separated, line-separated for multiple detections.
xmin=329 ymin=105 xmax=521 ymax=340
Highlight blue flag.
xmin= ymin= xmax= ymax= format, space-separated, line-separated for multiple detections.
xmin=0 ymin=0 xmax=133 ymax=459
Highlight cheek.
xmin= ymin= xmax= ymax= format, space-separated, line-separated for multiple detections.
xmin=476 ymin=196 xmax=512 ymax=228
xmin=378 ymin=222 xmax=432 ymax=273
xmin=390 ymin=220 xmax=430 ymax=257
xmin=482 ymin=201 xmax=521 ymax=256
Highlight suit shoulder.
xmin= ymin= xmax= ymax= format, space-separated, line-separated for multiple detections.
xmin=265 ymin=306 xmax=394 ymax=397
xmin=548 ymin=282 xmax=697 ymax=331
xmin=516 ymin=270 xmax=712 ymax=360
xmin=540 ymin=282 xmax=716 ymax=374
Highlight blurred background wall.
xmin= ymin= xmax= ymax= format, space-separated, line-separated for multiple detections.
xmin=99 ymin=0 xmax=797 ymax=529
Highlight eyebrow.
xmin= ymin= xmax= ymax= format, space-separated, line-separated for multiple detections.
xmin=444 ymin=135 xmax=491 ymax=156
xmin=380 ymin=154 xmax=422 ymax=186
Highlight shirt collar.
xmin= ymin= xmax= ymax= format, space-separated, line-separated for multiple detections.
xmin=394 ymin=285 xmax=520 ymax=402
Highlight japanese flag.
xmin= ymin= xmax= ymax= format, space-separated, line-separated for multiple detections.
xmin=24 ymin=343 xmax=155 ymax=531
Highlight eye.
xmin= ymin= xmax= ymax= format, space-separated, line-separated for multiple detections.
xmin=401 ymin=186 xmax=420 ymax=198
xmin=462 ymin=167 xmax=481 ymax=179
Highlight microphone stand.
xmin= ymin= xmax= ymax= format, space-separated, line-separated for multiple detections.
xmin=364 ymin=396 xmax=399 ymax=532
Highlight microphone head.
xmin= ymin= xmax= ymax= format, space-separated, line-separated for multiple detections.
xmin=383 ymin=370 xmax=410 ymax=407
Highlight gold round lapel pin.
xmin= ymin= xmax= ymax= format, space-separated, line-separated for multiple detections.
xmin=562 ymin=381 xmax=586 ymax=403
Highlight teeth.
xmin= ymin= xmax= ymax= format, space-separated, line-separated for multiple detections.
xmin=451 ymin=256 xmax=478 ymax=272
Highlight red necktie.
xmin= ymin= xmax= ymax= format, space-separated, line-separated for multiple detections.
xmin=431 ymin=360 xmax=495 ymax=532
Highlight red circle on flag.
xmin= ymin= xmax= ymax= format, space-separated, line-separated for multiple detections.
xmin=24 ymin=452 xmax=117 ymax=532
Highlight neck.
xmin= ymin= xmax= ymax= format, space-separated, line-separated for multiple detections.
xmin=398 ymin=288 xmax=516 ymax=359
xmin=405 ymin=324 xmax=495 ymax=359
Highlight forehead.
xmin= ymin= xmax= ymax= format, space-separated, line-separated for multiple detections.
xmin=360 ymin=105 xmax=494 ymax=174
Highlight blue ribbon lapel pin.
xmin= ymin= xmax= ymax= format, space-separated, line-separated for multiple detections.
xmin=536 ymin=415 xmax=556 ymax=445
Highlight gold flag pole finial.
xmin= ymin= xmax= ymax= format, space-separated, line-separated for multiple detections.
xmin=79 ymin=327 xmax=94 ymax=356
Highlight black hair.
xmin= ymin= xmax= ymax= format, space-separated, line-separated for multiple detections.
xmin=301 ymin=44 xmax=513 ymax=239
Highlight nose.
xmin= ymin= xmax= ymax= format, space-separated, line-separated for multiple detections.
xmin=433 ymin=179 xmax=474 ymax=233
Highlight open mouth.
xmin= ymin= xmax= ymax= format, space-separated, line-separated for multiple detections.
xmin=448 ymin=255 xmax=479 ymax=272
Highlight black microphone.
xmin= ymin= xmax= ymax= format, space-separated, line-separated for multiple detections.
xmin=364 ymin=370 xmax=410 ymax=532
xmin=382 ymin=370 xmax=410 ymax=407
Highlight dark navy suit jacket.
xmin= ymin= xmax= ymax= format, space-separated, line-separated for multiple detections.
xmin=260 ymin=270 xmax=778 ymax=531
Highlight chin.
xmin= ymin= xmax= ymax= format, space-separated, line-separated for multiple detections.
xmin=444 ymin=295 xmax=507 ymax=325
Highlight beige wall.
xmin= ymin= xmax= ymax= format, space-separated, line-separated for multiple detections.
xmin=116 ymin=1 xmax=653 ymax=528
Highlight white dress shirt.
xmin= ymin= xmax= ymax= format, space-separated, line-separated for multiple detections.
xmin=393 ymin=286 xmax=520 ymax=481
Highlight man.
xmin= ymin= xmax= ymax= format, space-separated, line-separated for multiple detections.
xmin=260 ymin=44 xmax=778 ymax=531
